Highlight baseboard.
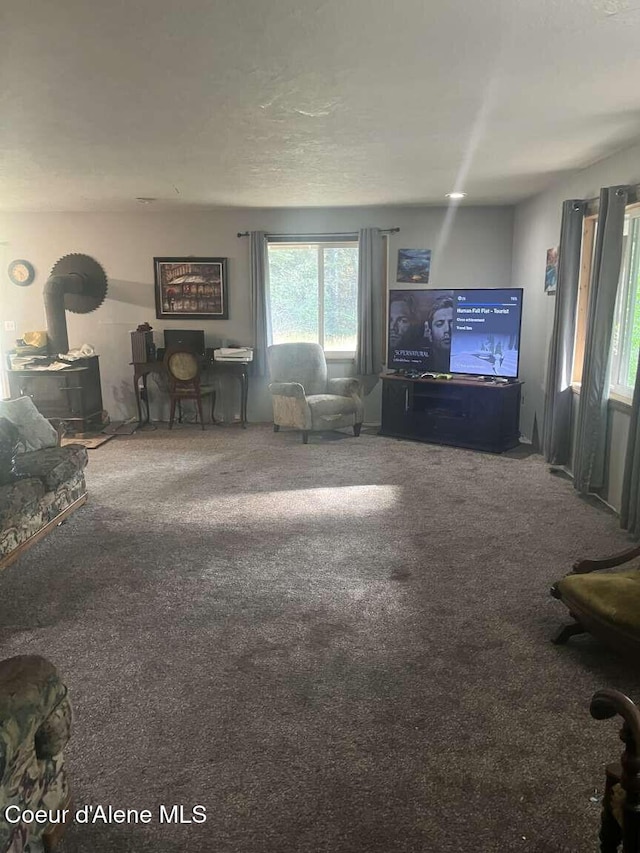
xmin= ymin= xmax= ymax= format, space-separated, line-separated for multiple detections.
xmin=0 ymin=494 xmax=88 ymax=572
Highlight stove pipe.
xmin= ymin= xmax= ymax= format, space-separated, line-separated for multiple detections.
xmin=44 ymin=273 xmax=86 ymax=355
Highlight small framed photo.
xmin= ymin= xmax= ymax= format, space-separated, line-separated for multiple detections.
xmin=545 ymin=247 xmax=558 ymax=294
xmin=154 ymin=257 xmax=228 ymax=319
xmin=397 ymin=249 xmax=431 ymax=283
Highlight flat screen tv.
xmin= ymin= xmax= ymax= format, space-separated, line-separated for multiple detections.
xmin=387 ymin=288 xmax=523 ymax=378
xmin=164 ymin=328 xmax=206 ymax=355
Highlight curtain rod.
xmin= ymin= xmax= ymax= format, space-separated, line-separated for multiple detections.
xmin=237 ymin=228 xmax=400 ymax=238
xmin=584 ymin=184 xmax=640 ymax=216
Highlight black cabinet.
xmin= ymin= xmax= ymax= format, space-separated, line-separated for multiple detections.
xmin=380 ymin=374 xmax=522 ymax=453
xmin=7 ymin=356 xmax=103 ymax=429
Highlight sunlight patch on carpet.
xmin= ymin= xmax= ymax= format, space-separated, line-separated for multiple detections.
xmin=181 ymin=485 xmax=401 ymax=520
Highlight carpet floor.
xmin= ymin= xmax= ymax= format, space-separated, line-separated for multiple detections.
xmin=1 ymin=424 xmax=639 ymax=853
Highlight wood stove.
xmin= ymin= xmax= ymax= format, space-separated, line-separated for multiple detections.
xmin=5 ymin=254 xmax=108 ymax=431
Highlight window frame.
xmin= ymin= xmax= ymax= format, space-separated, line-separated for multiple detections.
xmin=571 ymin=214 xmax=597 ymax=386
xmin=267 ymin=239 xmax=359 ymax=359
xmin=571 ymin=203 xmax=640 ymax=406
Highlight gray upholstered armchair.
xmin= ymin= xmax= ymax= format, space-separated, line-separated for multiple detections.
xmin=267 ymin=343 xmax=364 ymax=444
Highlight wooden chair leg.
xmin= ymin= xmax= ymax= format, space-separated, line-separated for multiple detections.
xmin=600 ymin=770 xmax=623 ymax=853
xmin=169 ymin=397 xmax=177 ymax=429
xmin=551 ymin=621 xmax=586 ymax=645
xmin=210 ymin=392 xmax=216 ymax=424
xmin=196 ymin=396 xmax=205 ymax=430
xmin=353 ymin=422 xmax=362 ymax=437
xmin=302 ymin=431 xmax=309 ymax=444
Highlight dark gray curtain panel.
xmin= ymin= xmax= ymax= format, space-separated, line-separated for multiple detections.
xmin=249 ymin=231 xmax=271 ymax=377
xmin=355 ymin=228 xmax=384 ymax=377
xmin=573 ymin=186 xmax=629 ymax=494
xmin=543 ymin=199 xmax=586 ymax=465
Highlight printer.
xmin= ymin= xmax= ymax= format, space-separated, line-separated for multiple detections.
xmin=213 ymin=347 xmax=253 ymax=362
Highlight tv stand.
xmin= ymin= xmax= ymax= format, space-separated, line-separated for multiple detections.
xmin=379 ymin=374 xmax=522 ymax=453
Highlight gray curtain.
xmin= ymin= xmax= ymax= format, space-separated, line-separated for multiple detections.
xmin=621 ymin=348 xmax=640 ymax=537
xmin=249 ymin=231 xmax=271 ymax=377
xmin=543 ymin=200 xmax=586 ymax=465
xmin=355 ymin=227 xmax=384 ymax=376
xmin=573 ymin=185 xmax=629 ymax=494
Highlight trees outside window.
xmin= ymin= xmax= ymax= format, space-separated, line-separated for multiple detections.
xmin=268 ymin=242 xmax=358 ymax=355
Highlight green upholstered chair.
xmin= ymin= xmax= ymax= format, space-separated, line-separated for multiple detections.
xmin=551 ymin=543 xmax=640 ymax=660
xmin=267 ymin=342 xmax=364 ymax=444
xmin=589 ymin=688 xmax=640 ymax=852
xmin=0 ymin=656 xmax=72 ymax=853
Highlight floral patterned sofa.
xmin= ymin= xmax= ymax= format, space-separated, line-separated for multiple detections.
xmin=0 ymin=655 xmax=73 ymax=853
xmin=0 ymin=397 xmax=88 ymax=572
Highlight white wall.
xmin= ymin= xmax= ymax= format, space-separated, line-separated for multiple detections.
xmin=513 ymin=138 xmax=640 ymax=507
xmin=0 ymin=204 xmax=514 ymax=424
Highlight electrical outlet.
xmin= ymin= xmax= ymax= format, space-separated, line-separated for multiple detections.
xmin=3 ymin=320 xmax=15 ymax=332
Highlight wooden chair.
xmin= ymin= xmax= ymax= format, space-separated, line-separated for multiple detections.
xmin=164 ymin=347 xmax=216 ymax=430
xmin=551 ymin=543 xmax=640 ymax=661
xmin=590 ymin=689 xmax=640 ymax=852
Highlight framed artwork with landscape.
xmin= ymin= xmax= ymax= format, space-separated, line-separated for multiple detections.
xmin=545 ymin=247 xmax=558 ymax=294
xmin=396 ymin=248 xmax=431 ymax=283
xmin=154 ymin=257 xmax=228 ymax=319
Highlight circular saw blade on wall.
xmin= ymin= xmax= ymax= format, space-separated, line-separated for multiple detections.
xmin=50 ymin=253 xmax=108 ymax=313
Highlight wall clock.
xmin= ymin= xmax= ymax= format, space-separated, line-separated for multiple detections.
xmin=8 ymin=259 xmax=35 ymax=286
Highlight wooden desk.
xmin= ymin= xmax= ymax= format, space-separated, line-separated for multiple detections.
xmin=132 ymin=357 xmax=250 ymax=428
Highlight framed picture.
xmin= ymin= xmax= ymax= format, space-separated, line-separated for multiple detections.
xmin=397 ymin=249 xmax=431 ymax=283
xmin=154 ymin=257 xmax=228 ymax=319
xmin=545 ymin=247 xmax=558 ymax=294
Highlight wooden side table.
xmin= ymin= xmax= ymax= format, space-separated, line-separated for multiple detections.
xmin=211 ymin=359 xmax=251 ymax=428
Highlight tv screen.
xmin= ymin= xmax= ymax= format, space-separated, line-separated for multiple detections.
xmin=164 ymin=328 xmax=206 ymax=355
xmin=387 ymin=288 xmax=523 ymax=378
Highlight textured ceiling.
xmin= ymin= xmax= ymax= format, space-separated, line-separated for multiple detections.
xmin=2 ymin=0 xmax=640 ymax=211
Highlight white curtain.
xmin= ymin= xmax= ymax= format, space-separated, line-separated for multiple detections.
xmin=249 ymin=231 xmax=271 ymax=377
xmin=355 ymin=227 xmax=384 ymax=377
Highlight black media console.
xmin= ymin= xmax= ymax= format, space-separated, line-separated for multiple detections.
xmin=379 ymin=373 xmax=522 ymax=453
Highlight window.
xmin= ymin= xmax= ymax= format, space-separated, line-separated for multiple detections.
xmin=572 ymin=205 xmax=640 ymax=403
xmin=610 ymin=209 xmax=640 ymax=400
xmin=267 ymin=242 xmax=359 ymax=356
xmin=572 ymin=216 xmax=597 ymax=384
